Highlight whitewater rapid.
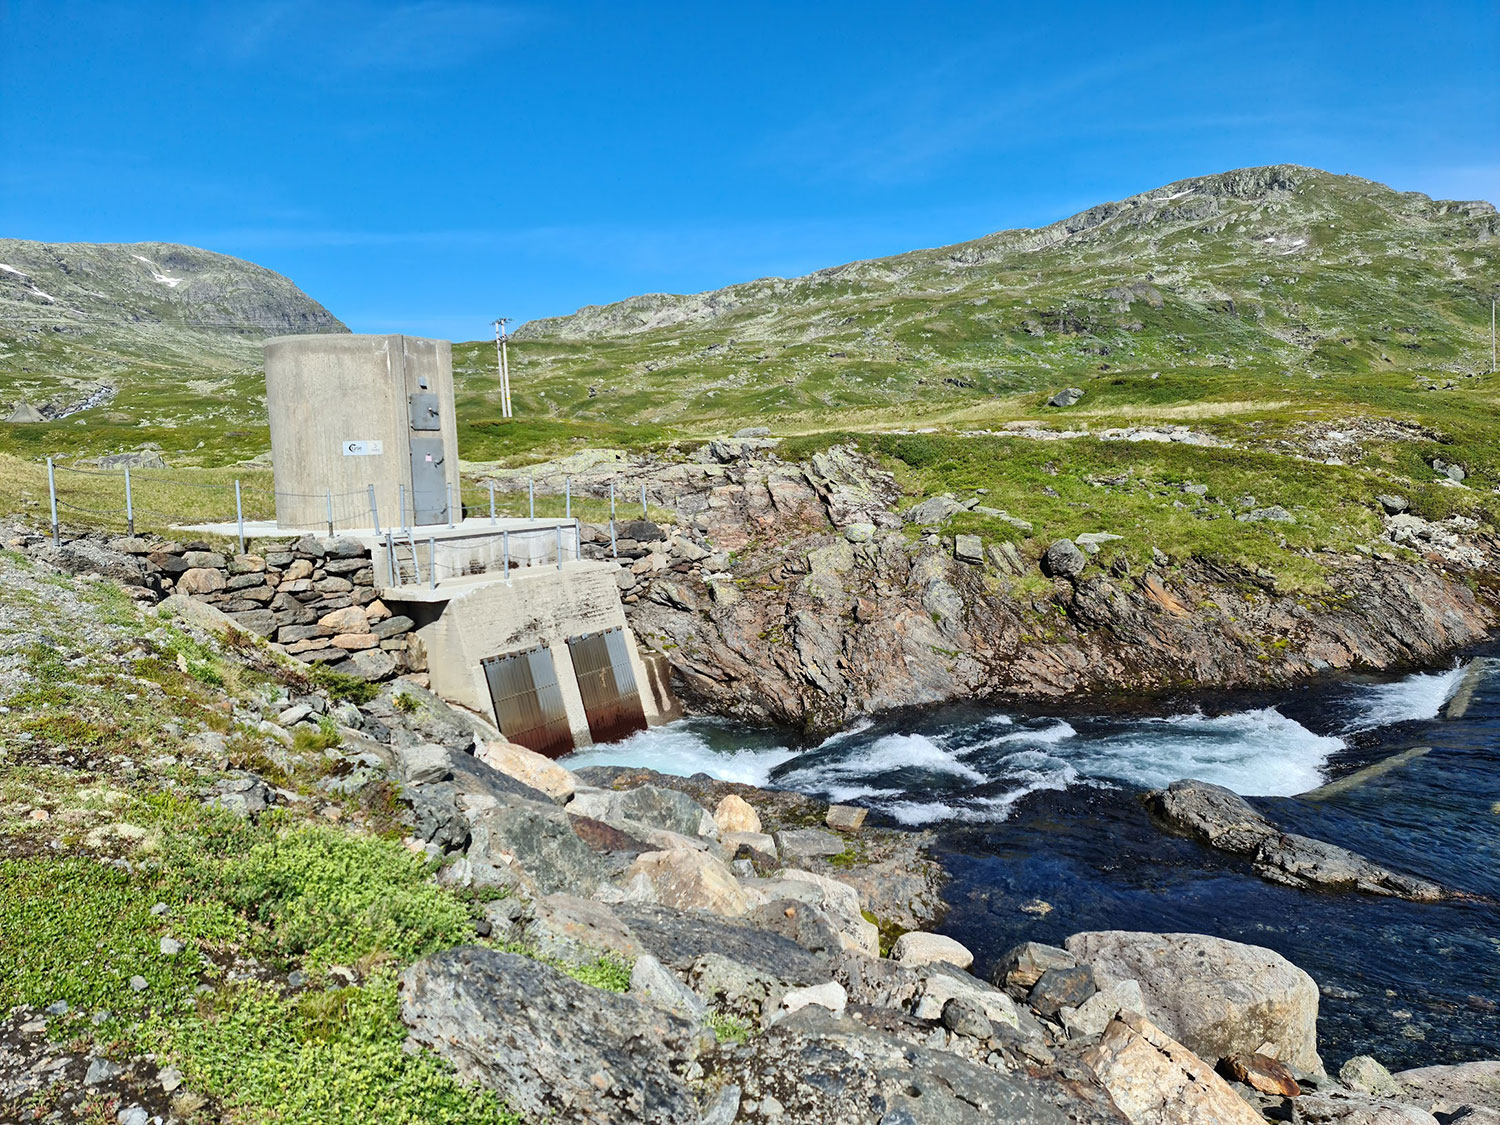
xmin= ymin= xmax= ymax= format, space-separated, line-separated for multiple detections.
xmin=562 ymin=664 xmax=1467 ymax=826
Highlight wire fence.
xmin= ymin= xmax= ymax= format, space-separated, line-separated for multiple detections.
xmin=42 ymin=457 xmax=667 ymax=585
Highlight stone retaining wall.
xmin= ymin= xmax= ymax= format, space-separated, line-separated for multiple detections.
xmin=102 ymin=534 xmax=416 ymax=681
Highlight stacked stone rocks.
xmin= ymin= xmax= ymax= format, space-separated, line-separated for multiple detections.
xmin=104 ymin=534 xmax=415 ymax=681
xmin=577 ymin=519 xmax=726 ymax=606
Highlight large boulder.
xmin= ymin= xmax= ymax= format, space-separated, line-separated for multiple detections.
xmin=626 ymin=849 xmax=751 ymax=916
xmin=1083 ymin=1011 xmax=1265 ymax=1125
xmin=1147 ymin=780 xmax=1447 ymax=901
xmin=703 ymin=1005 xmax=1121 ymax=1124
xmin=400 ymin=946 xmax=704 ymax=1124
xmin=1066 ymin=931 xmax=1322 ymax=1073
xmin=1394 ymin=1061 xmax=1500 ymax=1116
xmin=714 ymin=794 xmax=761 ymax=834
xmin=568 ymin=785 xmax=717 ymax=839
xmin=614 ymin=904 xmax=832 ymax=987
xmin=754 ymin=869 xmax=879 ymax=957
xmin=464 ymin=798 xmax=608 ymax=895
xmin=523 ymin=893 xmax=644 ymax=964
xmin=1146 ymin=779 xmax=1273 ymax=854
xmin=476 ymin=738 xmax=577 ymax=802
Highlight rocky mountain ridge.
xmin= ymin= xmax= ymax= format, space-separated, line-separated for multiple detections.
xmin=515 ymin=164 xmax=1496 ymax=344
xmin=0 ymin=238 xmax=344 ymax=444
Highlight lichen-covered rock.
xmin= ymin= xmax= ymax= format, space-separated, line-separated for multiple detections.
xmin=568 ymin=784 xmax=717 ymax=839
xmin=1082 ymin=1011 xmax=1264 ymax=1125
xmin=477 ymin=738 xmax=577 ymax=802
xmin=464 ymin=798 xmax=608 ymax=894
xmin=703 ymin=1005 xmax=1120 ymax=1124
xmin=891 ymin=931 xmax=974 ymax=970
xmin=400 ymin=946 xmax=705 ymax=1124
xmin=1066 ymin=930 xmax=1322 ymax=1073
xmin=625 ymin=849 xmax=752 ymax=916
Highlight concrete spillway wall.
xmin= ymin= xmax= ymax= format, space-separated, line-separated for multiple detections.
xmin=389 ymin=562 xmax=673 ymax=757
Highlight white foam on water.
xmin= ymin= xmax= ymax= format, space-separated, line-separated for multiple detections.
xmin=1063 ymin=707 xmax=1338 ymax=796
xmin=1344 ymin=665 xmax=1465 ymax=732
xmin=561 ymin=722 xmax=796 ymax=787
xmin=821 ymin=784 xmax=902 ymax=803
xmin=982 ymin=719 xmax=1077 ymax=748
xmin=883 ymin=799 xmax=961 ymax=826
xmin=781 ymin=732 xmax=988 ymax=786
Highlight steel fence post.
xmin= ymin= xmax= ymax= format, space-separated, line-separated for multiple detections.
xmin=234 ymin=479 xmax=245 ymax=554
xmin=47 ymin=457 xmax=59 ymax=546
xmin=368 ymin=485 xmax=381 ymax=536
xmin=124 ymin=467 xmax=135 ymax=537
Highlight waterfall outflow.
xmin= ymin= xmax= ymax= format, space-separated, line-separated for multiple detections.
xmin=1342 ymin=664 xmax=1465 ymax=732
xmin=564 ymin=665 xmax=1471 ymax=825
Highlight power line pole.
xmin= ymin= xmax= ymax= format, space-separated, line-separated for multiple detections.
xmin=493 ymin=318 xmax=513 ymax=418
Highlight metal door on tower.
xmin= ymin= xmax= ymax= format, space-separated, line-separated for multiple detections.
xmin=410 ymin=436 xmax=447 ymax=524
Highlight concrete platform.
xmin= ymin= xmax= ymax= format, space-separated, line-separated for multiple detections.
xmin=175 ymin=516 xmax=584 ymax=590
xmin=176 ymin=515 xmax=571 ymax=543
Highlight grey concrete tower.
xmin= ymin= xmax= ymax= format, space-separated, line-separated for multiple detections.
xmin=262 ymin=334 xmax=461 ymax=532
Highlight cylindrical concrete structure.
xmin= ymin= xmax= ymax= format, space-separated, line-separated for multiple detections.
xmin=263 ymin=334 xmax=461 ymax=531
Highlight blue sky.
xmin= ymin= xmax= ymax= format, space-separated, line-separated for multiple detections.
xmin=1 ymin=1 xmax=1495 ymax=340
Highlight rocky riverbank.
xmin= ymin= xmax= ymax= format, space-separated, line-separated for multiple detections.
xmin=0 ymin=542 xmax=1495 ymax=1123
xmin=499 ymin=439 xmax=1499 ymax=738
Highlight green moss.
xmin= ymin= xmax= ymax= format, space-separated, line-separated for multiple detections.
xmin=706 ymin=1009 xmax=752 ymax=1045
xmin=164 ymin=976 xmax=521 ymax=1125
xmin=307 ymin=665 xmax=380 ymax=705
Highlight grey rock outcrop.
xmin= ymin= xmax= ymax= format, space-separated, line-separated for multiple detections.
xmin=1066 ymin=930 xmax=1323 ymax=1073
xmin=1146 ymin=779 xmax=1447 ymax=900
xmin=400 ymin=946 xmax=705 ymax=1124
xmin=1042 ymin=539 xmax=1088 ymax=579
xmin=702 ymin=1005 xmax=1123 ymax=1124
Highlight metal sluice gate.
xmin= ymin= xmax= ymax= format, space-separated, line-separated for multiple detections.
xmin=567 ymin=627 xmax=648 ymax=745
xmin=482 ymin=644 xmax=573 ymax=759
xmin=481 ymin=627 xmax=647 ymax=758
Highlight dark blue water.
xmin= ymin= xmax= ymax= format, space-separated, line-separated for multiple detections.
xmin=567 ymin=663 xmax=1500 ymax=1069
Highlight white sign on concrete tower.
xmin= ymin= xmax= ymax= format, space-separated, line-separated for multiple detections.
xmin=341 ymin=440 xmax=383 ymax=456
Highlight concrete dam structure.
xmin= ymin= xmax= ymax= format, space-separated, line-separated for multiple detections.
xmin=247 ymin=332 xmax=676 ymax=757
xmin=263 ymin=333 xmax=462 ymax=531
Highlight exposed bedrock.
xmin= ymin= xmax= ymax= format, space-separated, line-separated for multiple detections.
xmin=1145 ymin=779 xmax=1451 ymax=901
xmin=536 ymin=443 xmax=1499 ymax=737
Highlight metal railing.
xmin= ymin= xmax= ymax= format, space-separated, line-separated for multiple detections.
xmin=380 ymin=522 xmax=583 ymax=590
xmin=42 ymin=457 xmax=667 ymax=567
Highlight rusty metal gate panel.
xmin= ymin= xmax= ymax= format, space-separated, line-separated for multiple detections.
xmin=482 ymin=645 xmax=573 ymax=758
xmin=567 ymin=627 xmax=647 ymax=745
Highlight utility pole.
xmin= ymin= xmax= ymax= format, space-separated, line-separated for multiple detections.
xmin=1491 ymin=297 xmax=1495 ymax=374
xmin=493 ymin=318 xmax=513 ymax=418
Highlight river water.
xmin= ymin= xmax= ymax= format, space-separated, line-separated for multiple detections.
xmin=564 ymin=662 xmax=1500 ymax=1070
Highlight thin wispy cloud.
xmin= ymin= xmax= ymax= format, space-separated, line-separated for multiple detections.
xmin=757 ymin=22 xmax=1280 ymax=185
xmin=203 ymin=1 xmax=530 ymax=73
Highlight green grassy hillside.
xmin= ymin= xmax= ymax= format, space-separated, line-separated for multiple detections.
xmin=449 ymin=165 xmax=1498 ymax=464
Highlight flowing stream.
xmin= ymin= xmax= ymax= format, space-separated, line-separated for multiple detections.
xmin=565 ymin=661 xmax=1500 ymax=1069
